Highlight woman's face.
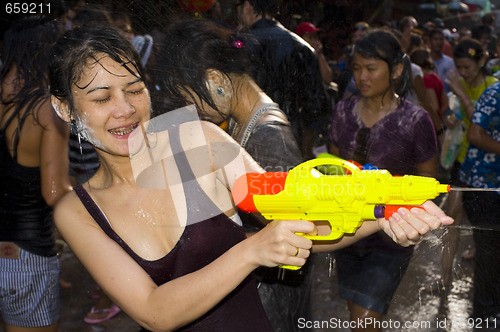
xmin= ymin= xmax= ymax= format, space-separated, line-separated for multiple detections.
xmin=71 ymin=54 xmax=151 ymax=156
xmin=352 ymin=53 xmax=392 ymax=99
xmin=455 ymin=57 xmax=483 ymax=86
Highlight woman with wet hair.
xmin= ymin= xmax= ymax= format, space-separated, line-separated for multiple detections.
xmin=0 ymin=16 xmax=71 ymax=331
xmin=327 ymin=29 xmax=439 ymax=331
xmin=157 ymin=18 xmax=307 ymax=332
xmin=48 ymin=26 xmax=452 ymax=331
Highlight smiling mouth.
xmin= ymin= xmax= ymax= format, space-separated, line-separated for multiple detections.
xmin=108 ymin=123 xmax=139 ymax=136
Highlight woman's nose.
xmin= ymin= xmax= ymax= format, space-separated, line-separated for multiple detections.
xmin=113 ymin=94 xmax=135 ymax=118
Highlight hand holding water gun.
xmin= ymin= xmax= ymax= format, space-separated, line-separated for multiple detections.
xmin=232 ymin=157 xmax=454 ymax=269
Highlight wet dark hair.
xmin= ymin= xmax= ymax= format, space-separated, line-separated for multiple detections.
xmin=453 ymin=38 xmax=485 ymax=63
xmin=0 ymin=16 xmax=61 ymax=156
xmin=157 ymin=19 xmax=251 ymax=116
xmin=351 ymin=29 xmax=412 ymax=100
xmin=49 ymin=26 xmax=145 ymax=114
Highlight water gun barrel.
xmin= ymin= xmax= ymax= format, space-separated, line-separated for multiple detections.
xmin=232 ymin=172 xmax=287 ymax=213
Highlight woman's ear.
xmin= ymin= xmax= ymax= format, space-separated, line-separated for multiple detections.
xmin=50 ymin=96 xmax=71 ymax=123
xmin=206 ymin=69 xmax=232 ymax=98
xmin=392 ymin=63 xmax=404 ymax=80
xmin=206 ymin=69 xmax=225 ymax=87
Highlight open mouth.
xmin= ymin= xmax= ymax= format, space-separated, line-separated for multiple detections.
xmin=108 ymin=123 xmax=139 ymax=136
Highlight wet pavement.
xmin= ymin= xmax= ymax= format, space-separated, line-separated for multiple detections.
xmin=0 ymin=194 xmax=481 ymax=331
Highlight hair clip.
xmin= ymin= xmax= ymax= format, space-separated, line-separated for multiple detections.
xmin=468 ymin=48 xmax=476 ymax=57
xmin=232 ymin=40 xmax=244 ymax=49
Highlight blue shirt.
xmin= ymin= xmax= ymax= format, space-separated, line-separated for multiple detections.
xmin=460 ymin=81 xmax=500 ymax=191
xmin=433 ymin=54 xmax=456 ymax=92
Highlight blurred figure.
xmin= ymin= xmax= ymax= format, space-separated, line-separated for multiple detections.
xmin=397 ymin=16 xmax=418 ymax=53
xmin=485 ymin=37 xmax=500 ymax=78
xmin=471 ymin=24 xmax=493 ymax=57
xmin=295 ymin=22 xmax=333 ymax=85
xmin=410 ymin=49 xmax=447 ymax=138
xmin=110 ymin=11 xmax=153 ymax=69
xmin=429 ymin=29 xmax=456 ymax=91
xmin=460 ymin=81 xmax=500 ymax=327
xmin=351 ymin=21 xmax=370 ymax=45
xmin=458 ymin=26 xmax=472 ymax=42
xmin=441 ymin=38 xmax=498 ymax=290
xmin=236 ymin=0 xmax=329 ymax=160
xmin=0 ymin=16 xmax=71 ymax=332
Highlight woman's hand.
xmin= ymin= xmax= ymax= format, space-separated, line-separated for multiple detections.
xmin=244 ymin=220 xmax=316 ymax=268
xmin=377 ymin=200 xmax=454 ymax=246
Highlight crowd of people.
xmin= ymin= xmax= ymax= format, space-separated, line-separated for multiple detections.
xmin=1 ymin=0 xmax=499 ymax=331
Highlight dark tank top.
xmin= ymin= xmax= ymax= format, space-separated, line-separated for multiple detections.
xmin=74 ymin=126 xmax=273 ymax=332
xmin=0 ymin=112 xmax=55 ymax=257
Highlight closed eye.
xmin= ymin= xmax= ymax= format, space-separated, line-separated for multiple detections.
xmin=128 ymin=88 xmax=145 ymax=95
xmin=94 ymin=96 xmax=110 ymax=104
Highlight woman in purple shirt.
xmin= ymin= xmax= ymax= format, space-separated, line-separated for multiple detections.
xmin=328 ymin=29 xmax=438 ymax=331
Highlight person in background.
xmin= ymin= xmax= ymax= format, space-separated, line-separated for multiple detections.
xmin=397 ymin=16 xmax=418 ymax=54
xmin=440 ymin=37 xmax=498 ymax=290
xmin=0 ymin=16 xmax=71 ymax=332
xmin=429 ymin=29 xmax=456 ymax=92
xmin=480 ymin=12 xmax=498 ymax=60
xmin=471 ymin=24 xmax=493 ymax=58
xmin=410 ymin=49 xmax=448 ymax=140
xmin=295 ymin=22 xmax=333 ymax=85
xmin=157 ymin=18 xmax=308 ymax=332
xmin=109 ymin=11 xmax=153 ymax=70
xmin=328 ymin=29 xmax=439 ymax=331
xmin=458 ymin=26 xmax=472 ymax=42
xmin=485 ymin=37 xmax=500 ymax=78
xmin=459 ymin=81 xmax=500 ymax=327
xmin=340 ymin=22 xmax=370 ymax=100
xmin=236 ymin=0 xmax=329 ymax=160
xmin=48 ymin=25 xmax=452 ymax=332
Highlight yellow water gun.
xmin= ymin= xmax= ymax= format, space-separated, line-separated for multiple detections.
xmin=232 ymin=157 xmax=450 ymax=242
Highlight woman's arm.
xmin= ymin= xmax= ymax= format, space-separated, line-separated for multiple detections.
xmin=417 ymin=154 xmax=439 ymax=178
xmin=468 ymin=122 xmax=500 ymax=155
xmin=446 ymin=71 xmax=475 ymax=120
xmin=38 ymin=98 xmax=72 ymax=206
xmin=425 ymin=87 xmax=444 ymax=133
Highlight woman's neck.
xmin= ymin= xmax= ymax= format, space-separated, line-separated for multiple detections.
xmin=358 ymin=93 xmax=398 ymax=127
xmin=468 ymin=71 xmax=486 ymax=89
xmin=230 ymin=77 xmax=273 ymax=127
xmin=90 ymin=153 xmax=138 ymax=189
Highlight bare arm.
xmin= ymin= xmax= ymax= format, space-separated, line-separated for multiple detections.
xmin=468 ymin=122 xmax=500 ymax=155
xmin=417 ymin=154 xmax=438 ymax=178
xmin=446 ymin=71 xmax=474 ymax=120
xmin=38 ymin=99 xmax=72 ymax=206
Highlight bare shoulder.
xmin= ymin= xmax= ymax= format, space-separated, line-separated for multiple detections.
xmin=53 ymin=188 xmax=92 ymax=232
xmin=198 ymin=120 xmax=238 ymax=143
xmin=37 ymin=96 xmax=67 ymax=131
